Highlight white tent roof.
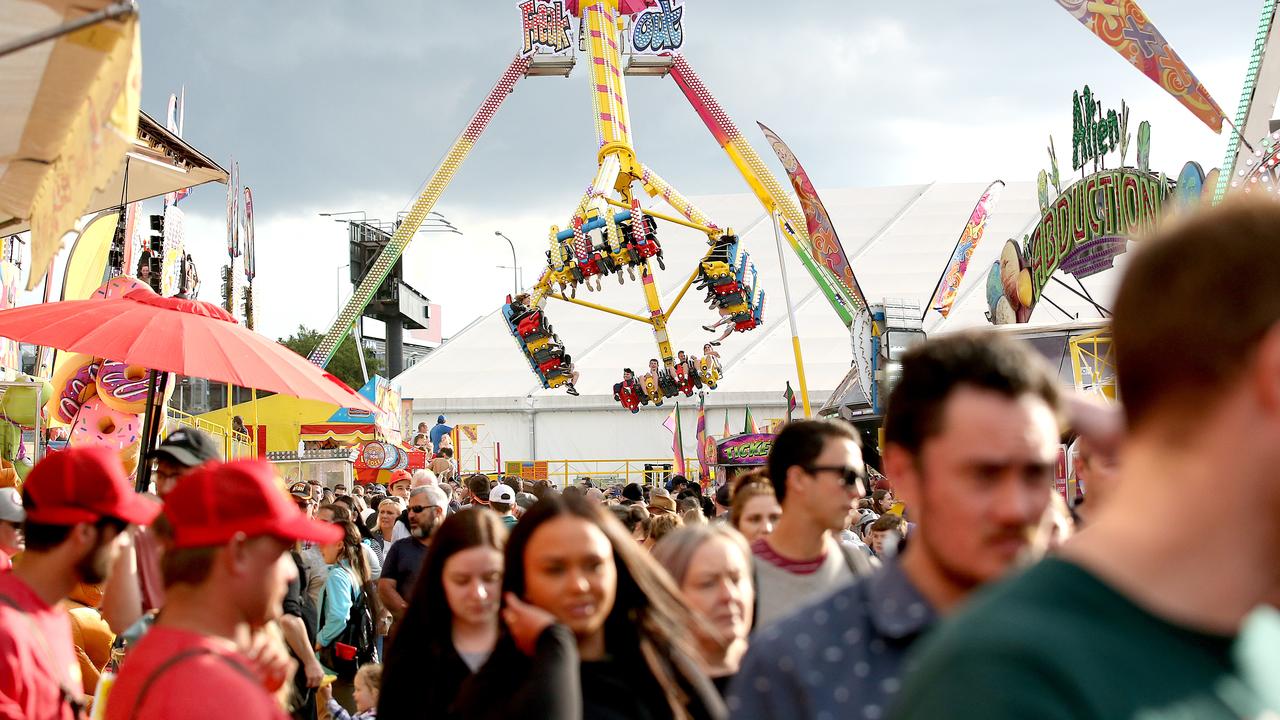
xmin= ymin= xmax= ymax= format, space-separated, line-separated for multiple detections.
xmin=396 ymin=180 xmax=1119 ymax=410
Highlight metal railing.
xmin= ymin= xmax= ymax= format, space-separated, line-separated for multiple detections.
xmin=542 ymin=458 xmax=679 ymax=488
xmin=166 ymin=407 xmax=256 ymax=460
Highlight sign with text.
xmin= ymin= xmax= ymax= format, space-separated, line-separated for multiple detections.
xmin=518 ymin=0 xmax=575 ymax=57
xmin=630 ymin=0 xmax=685 ymax=55
xmin=716 ymin=433 xmax=775 ymax=467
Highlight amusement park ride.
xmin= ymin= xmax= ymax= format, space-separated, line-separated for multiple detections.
xmin=307 ymin=0 xmax=879 ymax=415
xmin=308 ymin=0 xmax=1280 ymax=416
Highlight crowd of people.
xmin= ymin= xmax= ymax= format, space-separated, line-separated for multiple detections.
xmin=1 ymin=198 xmax=1278 ymax=718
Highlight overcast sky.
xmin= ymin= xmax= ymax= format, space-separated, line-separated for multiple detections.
xmin=130 ymin=0 xmax=1262 ymax=341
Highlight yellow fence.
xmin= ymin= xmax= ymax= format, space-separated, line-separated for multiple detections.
xmin=166 ymin=407 xmax=256 ymax=460
xmin=538 ymin=458 xmax=687 ymax=488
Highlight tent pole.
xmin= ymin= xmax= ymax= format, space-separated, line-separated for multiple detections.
xmin=134 ymin=370 xmax=159 ymax=492
xmin=0 ymin=2 xmax=137 ymax=59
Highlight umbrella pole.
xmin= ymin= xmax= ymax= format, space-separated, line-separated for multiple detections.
xmin=134 ymin=370 xmax=167 ymax=492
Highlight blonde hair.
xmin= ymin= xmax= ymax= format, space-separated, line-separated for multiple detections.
xmin=356 ymin=663 xmax=382 ymax=694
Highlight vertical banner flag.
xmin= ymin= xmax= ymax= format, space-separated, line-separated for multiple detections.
xmin=783 ymin=382 xmax=797 ymax=423
xmin=723 ymin=411 xmax=731 ymax=439
xmin=758 ymin=122 xmax=868 ymax=311
xmin=1053 ymin=0 xmax=1226 ymax=132
xmin=744 ymin=407 xmax=758 ymax=435
xmin=925 ymin=181 xmax=1005 ymax=319
xmin=665 ymin=404 xmax=687 ymax=477
xmin=696 ymin=392 xmax=710 ymax=480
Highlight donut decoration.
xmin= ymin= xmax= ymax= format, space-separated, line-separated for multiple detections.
xmin=97 ymin=361 xmax=153 ymax=415
xmin=47 ymin=354 xmax=99 ymax=425
xmin=69 ymin=396 xmax=142 ymax=473
xmin=392 ymin=446 xmax=409 ymax=471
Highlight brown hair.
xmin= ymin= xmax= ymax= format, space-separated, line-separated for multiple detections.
xmin=884 ymin=331 xmax=1062 ymax=455
xmin=501 ymin=494 xmax=718 ymax=717
xmin=647 ymin=512 xmax=683 ymax=543
xmin=729 ymin=469 xmax=777 ymax=530
xmin=766 ymin=420 xmax=860 ymax=503
xmin=161 ymin=545 xmax=219 ymax=588
xmin=870 ymin=513 xmax=905 ymax=534
xmin=1114 ymin=197 xmax=1280 ymax=430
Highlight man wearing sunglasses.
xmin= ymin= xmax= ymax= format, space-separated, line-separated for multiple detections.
xmin=730 ymin=332 xmax=1062 ymax=720
xmin=746 ymin=419 xmax=875 ymax=630
xmin=377 ymin=485 xmax=448 ymax=625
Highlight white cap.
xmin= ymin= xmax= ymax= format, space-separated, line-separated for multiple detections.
xmin=0 ymin=488 xmax=24 ymax=523
xmin=488 ymin=484 xmax=516 ymax=504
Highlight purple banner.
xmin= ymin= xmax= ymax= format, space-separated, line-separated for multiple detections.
xmin=716 ymin=433 xmax=775 ymax=466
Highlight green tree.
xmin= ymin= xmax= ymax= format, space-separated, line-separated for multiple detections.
xmin=278 ymin=325 xmax=384 ymax=391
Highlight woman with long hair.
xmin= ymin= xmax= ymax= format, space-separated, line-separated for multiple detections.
xmin=318 ymin=520 xmax=375 ymax=706
xmin=453 ymin=494 xmax=724 ymax=720
xmin=728 ymin=472 xmax=781 ymax=543
xmin=365 ymin=498 xmax=400 ymax=566
xmin=652 ymin=525 xmax=754 ymax=697
xmin=379 ymin=507 xmax=506 ymax=716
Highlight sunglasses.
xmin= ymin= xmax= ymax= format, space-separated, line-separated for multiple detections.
xmin=408 ymin=505 xmax=435 ymax=514
xmin=805 ymin=465 xmax=868 ymax=490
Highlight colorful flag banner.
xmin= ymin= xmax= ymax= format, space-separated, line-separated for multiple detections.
xmin=744 ymin=407 xmax=758 ymax=435
xmin=668 ymin=403 xmax=687 ymax=477
xmin=926 ymin=181 xmax=1005 ymax=319
xmin=758 ymin=122 xmax=868 ymax=311
xmin=695 ymin=393 xmax=709 ymax=480
xmin=1053 ymin=0 xmax=1226 ymax=133
xmin=723 ymin=411 xmax=732 ymax=439
xmin=783 ymin=382 xmax=797 ymax=423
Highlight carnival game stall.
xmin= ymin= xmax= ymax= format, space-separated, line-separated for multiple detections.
xmin=266 ymin=447 xmax=357 ymax=494
xmin=713 ymin=432 xmax=775 ymax=489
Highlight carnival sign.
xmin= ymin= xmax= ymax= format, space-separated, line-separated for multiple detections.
xmin=716 ymin=433 xmax=775 ymax=466
xmin=1072 ymin=86 xmax=1128 ymax=172
xmin=518 ymin=0 xmax=575 ymax=57
xmin=630 ymin=0 xmax=684 ymax=54
xmin=986 ymin=88 xmax=1197 ymax=325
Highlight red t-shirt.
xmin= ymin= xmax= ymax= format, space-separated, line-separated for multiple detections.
xmin=104 ymin=626 xmax=287 ymax=720
xmin=0 ymin=572 xmax=82 ymax=720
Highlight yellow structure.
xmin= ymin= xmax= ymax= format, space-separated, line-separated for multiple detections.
xmin=195 ymin=394 xmax=336 ymax=454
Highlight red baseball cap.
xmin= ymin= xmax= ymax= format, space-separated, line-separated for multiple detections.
xmin=389 ymin=470 xmax=412 ymax=486
xmin=165 ymin=460 xmax=342 ymax=550
xmin=23 ymin=446 xmax=161 ymax=526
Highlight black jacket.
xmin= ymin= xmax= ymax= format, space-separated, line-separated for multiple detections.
xmin=452 ymin=625 xmax=725 ymax=720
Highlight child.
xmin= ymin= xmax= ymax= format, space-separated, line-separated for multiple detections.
xmin=319 ymin=663 xmax=381 ymax=720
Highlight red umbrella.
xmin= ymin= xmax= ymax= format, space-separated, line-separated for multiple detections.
xmin=0 ymin=288 xmax=375 ymax=412
xmin=0 ymin=286 xmax=377 ymax=489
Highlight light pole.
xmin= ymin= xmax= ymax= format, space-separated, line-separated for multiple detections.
xmin=335 ymin=264 xmax=349 ymax=314
xmin=494 ymin=231 xmax=521 ymax=295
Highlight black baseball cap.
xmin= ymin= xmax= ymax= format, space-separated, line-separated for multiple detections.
xmin=152 ymin=428 xmax=220 ymax=468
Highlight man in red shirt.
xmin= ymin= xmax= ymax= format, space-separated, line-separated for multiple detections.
xmin=105 ymin=460 xmax=341 ymax=720
xmin=0 ymin=446 xmax=161 ymax=720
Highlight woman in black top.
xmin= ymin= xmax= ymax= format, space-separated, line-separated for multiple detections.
xmin=378 ymin=507 xmax=506 ymax=717
xmin=453 ymin=494 xmax=725 ymax=720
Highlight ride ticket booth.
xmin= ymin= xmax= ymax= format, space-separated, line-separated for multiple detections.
xmin=713 ymin=433 xmax=776 ymax=489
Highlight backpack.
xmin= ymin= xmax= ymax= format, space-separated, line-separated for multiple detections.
xmin=319 ymin=566 xmax=379 ymax=679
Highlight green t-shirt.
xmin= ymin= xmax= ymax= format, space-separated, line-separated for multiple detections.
xmin=889 ymin=557 xmax=1267 ymax=720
